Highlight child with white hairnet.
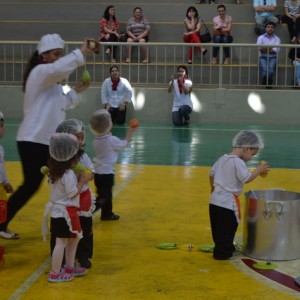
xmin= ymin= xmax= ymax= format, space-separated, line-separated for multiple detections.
xmin=44 ymin=133 xmax=92 ymax=282
xmin=209 ymin=130 xmax=269 ymax=260
xmin=90 ymin=109 xmax=137 ymax=220
xmin=55 ymin=119 xmax=95 ymax=269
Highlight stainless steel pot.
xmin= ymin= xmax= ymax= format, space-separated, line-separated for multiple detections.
xmin=243 ymin=189 xmax=300 ymax=261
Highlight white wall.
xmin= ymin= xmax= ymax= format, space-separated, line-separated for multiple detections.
xmin=1 ymin=86 xmax=299 ymax=125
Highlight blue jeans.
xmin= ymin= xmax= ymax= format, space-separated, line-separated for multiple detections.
xmin=293 ymin=60 xmax=300 ymax=85
xmin=212 ymin=35 xmax=231 ymax=58
xmin=259 ymin=55 xmax=277 ymax=84
xmin=172 ymin=105 xmax=192 ymax=126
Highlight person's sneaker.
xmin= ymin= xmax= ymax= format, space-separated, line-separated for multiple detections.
xmin=48 ymin=270 xmax=74 ymax=283
xmin=64 ymin=265 xmax=87 ymax=277
xmin=101 ymin=213 xmax=120 ymax=221
xmin=0 ymin=229 xmax=20 ymax=239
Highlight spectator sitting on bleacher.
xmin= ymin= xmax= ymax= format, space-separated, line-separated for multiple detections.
xmin=288 ymin=39 xmax=300 ymax=87
xmin=257 ymin=22 xmax=281 ymax=88
xmin=212 ymin=5 xmax=233 ymax=65
xmin=183 ymin=6 xmax=207 ymax=64
xmin=125 ymin=7 xmax=151 ymax=64
xmin=253 ymin=0 xmax=278 ymax=36
xmin=281 ymin=0 xmax=300 ymax=43
xmin=99 ymin=5 xmax=120 ymax=63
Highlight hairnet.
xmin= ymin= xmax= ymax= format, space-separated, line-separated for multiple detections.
xmin=232 ymin=130 xmax=264 ymax=149
xmin=56 ymin=119 xmax=85 ymax=144
xmin=49 ymin=133 xmax=79 ymax=162
xmin=89 ymin=109 xmax=111 ymax=135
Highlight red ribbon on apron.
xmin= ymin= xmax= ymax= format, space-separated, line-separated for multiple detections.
xmin=79 ymin=189 xmax=92 ymax=212
xmin=66 ymin=206 xmax=82 ymax=236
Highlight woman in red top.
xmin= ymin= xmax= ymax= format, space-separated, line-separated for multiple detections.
xmin=99 ymin=5 xmax=120 ymax=63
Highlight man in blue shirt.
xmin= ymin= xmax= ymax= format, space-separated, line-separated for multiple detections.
xmin=254 ymin=0 xmax=278 ymax=35
xmin=257 ymin=22 xmax=281 ymax=88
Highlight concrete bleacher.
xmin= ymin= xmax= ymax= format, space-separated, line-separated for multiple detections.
xmin=1 ymin=0 xmax=299 ymax=125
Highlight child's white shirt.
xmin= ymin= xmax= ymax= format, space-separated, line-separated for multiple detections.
xmin=49 ymin=169 xmax=79 ymax=218
xmin=92 ymin=134 xmax=128 ymax=174
xmin=209 ymin=154 xmax=251 ymax=222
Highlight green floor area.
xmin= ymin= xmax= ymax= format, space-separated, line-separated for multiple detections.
xmin=2 ymin=121 xmax=300 ymax=169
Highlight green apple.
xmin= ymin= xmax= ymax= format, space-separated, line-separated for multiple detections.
xmin=81 ymin=69 xmax=91 ymax=83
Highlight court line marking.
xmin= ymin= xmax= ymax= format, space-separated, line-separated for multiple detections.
xmin=7 ymin=164 xmax=144 ymax=300
xmin=7 ymin=257 xmax=51 ymax=300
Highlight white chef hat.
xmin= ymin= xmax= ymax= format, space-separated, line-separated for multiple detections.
xmin=37 ymin=33 xmax=65 ymax=55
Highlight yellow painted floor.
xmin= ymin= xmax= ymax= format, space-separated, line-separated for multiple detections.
xmin=1 ymin=163 xmax=300 ymax=299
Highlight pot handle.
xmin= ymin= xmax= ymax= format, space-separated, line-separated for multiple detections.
xmin=263 ymin=201 xmax=285 ymax=220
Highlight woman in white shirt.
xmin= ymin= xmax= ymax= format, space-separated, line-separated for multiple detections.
xmin=101 ymin=65 xmax=133 ymax=125
xmin=0 ymin=34 xmax=93 ymax=240
xmin=168 ymin=65 xmax=193 ymax=126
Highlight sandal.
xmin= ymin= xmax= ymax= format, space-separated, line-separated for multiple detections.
xmin=125 ymin=58 xmax=130 ymax=63
xmin=0 ymin=229 xmax=20 ymax=239
xmin=211 ymin=57 xmax=217 ymax=65
xmin=105 ymin=48 xmax=111 ymax=55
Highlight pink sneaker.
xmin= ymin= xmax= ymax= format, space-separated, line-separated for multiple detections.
xmin=64 ymin=265 xmax=87 ymax=277
xmin=48 ymin=270 xmax=74 ymax=283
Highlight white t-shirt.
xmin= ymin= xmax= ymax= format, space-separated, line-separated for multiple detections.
xmin=92 ymin=134 xmax=129 ymax=174
xmin=171 ymin=79 xmax=193 ymax=112
xmin=49 ymin=169 xmax=79 ymax=218
xmin=209 ymin=154 xmax=251 ymax=222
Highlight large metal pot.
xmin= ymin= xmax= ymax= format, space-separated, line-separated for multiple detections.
xmin=243 ymin=189 xmax=300 ymax=261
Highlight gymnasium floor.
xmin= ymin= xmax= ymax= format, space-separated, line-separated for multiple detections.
xmin=2 ymin=122 xmax=300 ymax=299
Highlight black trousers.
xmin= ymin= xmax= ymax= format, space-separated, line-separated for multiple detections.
xmin=108 ymin=107 xmax=127 ymax=125
xmin=101 ymin=34 xmax=118 ymax=59
xmin=0 ymin=141 xmax=49 ymax=231
xmin=281 ymin=15 xmax=300 ymax=40
xmin=209 ymin=204 xmax=238 ymax=260
xmin=94 ymin=173 xmax=114 ymax=219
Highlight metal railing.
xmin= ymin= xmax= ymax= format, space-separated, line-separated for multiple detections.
xmin=0 ymin=41 xmax=297 ymax=89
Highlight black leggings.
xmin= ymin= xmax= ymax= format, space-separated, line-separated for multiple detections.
xmin=101 ymin=34 xmax=118 ymax=59
xmin=0 ymin=141 xmax=49 ymax=231
xmin=281 ymin=15 xmax=300 ymax=40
